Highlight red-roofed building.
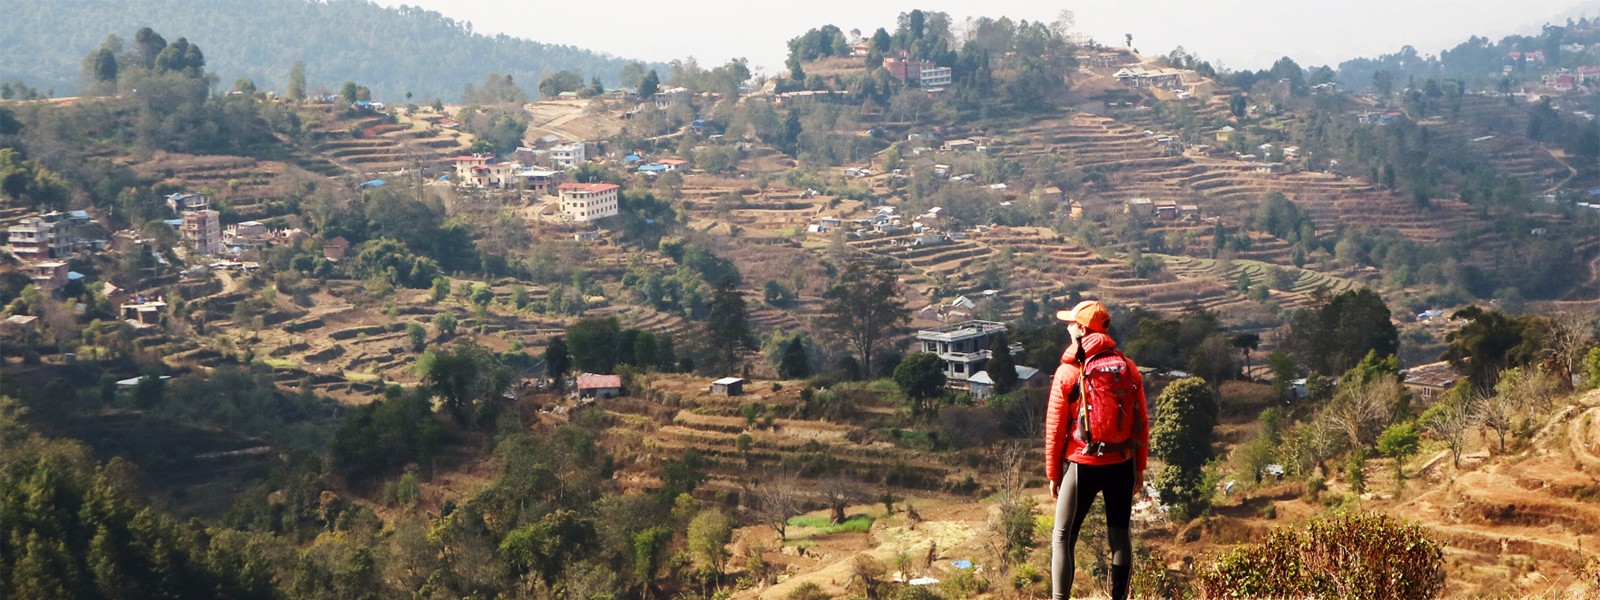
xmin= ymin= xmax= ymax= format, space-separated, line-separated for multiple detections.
xmin=658 ymin=158 xmax=690 ymax=171
xmin=576 ymin=374 xmax=622 ymax=399
xmin=454 ymin=153 xmax=493 ymax=175
xmin=558 ymin=182 xmax=621 ymax=222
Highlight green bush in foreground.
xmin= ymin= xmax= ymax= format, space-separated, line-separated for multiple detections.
xmin=1198 ymin=511 xmax=1444 ymax=599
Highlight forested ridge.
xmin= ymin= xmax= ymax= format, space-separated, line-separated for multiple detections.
xmin=0 ymin=0 xmax=663 ymax=102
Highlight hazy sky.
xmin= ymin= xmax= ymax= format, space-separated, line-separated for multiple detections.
xmin=375 ymin=0 xmax=1595 ymax=74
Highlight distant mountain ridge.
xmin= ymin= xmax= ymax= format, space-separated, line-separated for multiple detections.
xmin=0 ymin=0 xmax=663 ymax=102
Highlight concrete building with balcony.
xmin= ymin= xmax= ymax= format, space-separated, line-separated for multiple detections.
xmin=7 ymin=212 xmax=74 ymax=261
xmin=547 ymin=142 xmax=587 ymax=168
xmin=915 ymin=320 xmax=1013 ymax=384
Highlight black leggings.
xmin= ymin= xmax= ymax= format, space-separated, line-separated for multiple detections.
xmin=1051 ymin=459 xmax=1134 ymax=600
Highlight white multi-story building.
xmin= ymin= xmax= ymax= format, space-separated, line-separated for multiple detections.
xmin=547 ymin=142 xmax=587 ymax=168
xmin=6 ymin=211 xmax=92 ymax=261
xmin=182 ymin=209 xmax=222 ymax=255
xmin=915 ymin=320 xmax=1010 ymax=384
xmin=919 ymin=66 xmax=953 ymax=88
xmin=557 ymin=182 xmax=620 ymax=222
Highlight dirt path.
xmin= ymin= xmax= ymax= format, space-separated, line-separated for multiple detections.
xmin=1537 ymin=144 xmax=1580 ymax=195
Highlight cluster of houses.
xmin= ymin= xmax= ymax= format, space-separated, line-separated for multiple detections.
xmin=448 ymin=150 xmax=622 ymax=222
xmin=1125 ymin=197 xmax=1201 ymax=221
xmin=1539 ymin=66 xmax=1600 ymax=92
xmin=5 ymin=210 xmax=102 ymax=292
xmin=1113 ymin=66 xmax=1192 ymax=90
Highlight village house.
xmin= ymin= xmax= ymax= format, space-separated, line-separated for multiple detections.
xmin=652 ymin=87 xmax=689 ymax=109
xmin=942 ymin=139 xmax=978 ymax=153
xmin=967 ymin=365 xmax=1044 ymax=401
xmin=558 ymin=182 xmax=621 ymax=222
xmin=322 ymin=236 xmax=350 ymax=261
xmin=658 ymin=158 xmax=690 ymax=171
xmin=1032 ymin=186 xmax=1064 ymax=204
xmin=515 ymin=169 xmax=562 ymax=197
xmin=915 ymin=320 xmax=1012 ymax=385
xmin=1065 ymin=199 xmax=1085 ymax=220
xmin=453 ymin=154 xmax=493 ymax=175
xmin=1214 ymin=125 xmax=1235 ymax=143
xmin=1402 ymin=362 xmax=1460 ymax=405
xmin=576 ymin=374 xmax=622 ymax=399
xmin=851 ymin=40 xmax=872 ymax=57
xmin=1154 ymin=200 xmax=1178 ymax=220
xmin=27 ymin=260 xmax=69 ymax=291
xmin=1125 ymin=197 xmax=1155 ymax=218
xmin=181 ymin=209 xmax=222 ymax=255
xmin=223 ymin=221 xmax=268 ymax=249
xmin=121 ymin=297 xmax=167 ymax=325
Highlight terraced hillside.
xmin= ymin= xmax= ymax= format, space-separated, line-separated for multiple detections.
xmin=995 ymin=112 xmax=1487 ymax=246
xmin=1388 ymin=391 xmax=1600 ymax=595
xmin=298 ymin=103 xmax=474 ymax=176
xmin=1429 ymin=95 xmax=1577 ymax=192
xmin=128 ymin=153 xmax=317 ymax=221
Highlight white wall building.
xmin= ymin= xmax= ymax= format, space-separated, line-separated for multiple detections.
xmin=548 ymin=142 xmax=587 ymax=168
xmin=558 ymin=182 xmax=620 ymax=222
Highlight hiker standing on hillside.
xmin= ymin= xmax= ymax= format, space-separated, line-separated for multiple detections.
xmin=1044 ymin=300 xmax=1149 ymax=600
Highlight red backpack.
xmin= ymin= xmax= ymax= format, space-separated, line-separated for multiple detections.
xmin=1072 ymin=350 xmax=1143 ymax=456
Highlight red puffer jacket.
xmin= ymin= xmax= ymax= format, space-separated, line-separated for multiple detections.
xmin=1043 ymin=332 xmax=1149 ymax=484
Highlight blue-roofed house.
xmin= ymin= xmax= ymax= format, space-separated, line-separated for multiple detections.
xmin=637 ymin=164 xmax=668 ymax=174
xmin=360 ymin=179 xmax=386 ymax=189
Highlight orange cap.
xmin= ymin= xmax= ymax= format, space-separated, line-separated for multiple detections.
xmin=1055 ymin=300 xmax=1110 ymax=332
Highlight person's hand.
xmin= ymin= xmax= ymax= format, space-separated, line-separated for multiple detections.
xmin=1133 ymin=470 xmax=1144 ymax=500
xmin=1050 ymin=479 xmax=1060 ymax=500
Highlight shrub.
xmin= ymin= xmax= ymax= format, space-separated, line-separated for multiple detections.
xmin=786 ymin=582 xmax=831 ymax=600
xmin=1197 ymin=512 xmax=1444 ymax=599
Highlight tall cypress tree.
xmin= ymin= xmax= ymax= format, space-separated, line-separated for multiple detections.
xmin=986 ymin=333 xmax=1018 ymax=394
xmin=779 ymin=336 xmax=810 ymax=379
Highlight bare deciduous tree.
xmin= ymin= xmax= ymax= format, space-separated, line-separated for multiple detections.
xmin=1423 ymin=395 xmax=1478 ymax=468
xmin=1325 ymin=377 xmax=1402 ymax=449
xmin=750 ymin=474 xmax=806 ymax=542
xmin=821 ymin=477 xmax=864 ymax=525
xmin=1540 ymin=312 xmax=1591 ymax=389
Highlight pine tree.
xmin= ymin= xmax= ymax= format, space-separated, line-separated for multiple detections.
xmin=705 ymin=281 xmax=753 ymax=375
